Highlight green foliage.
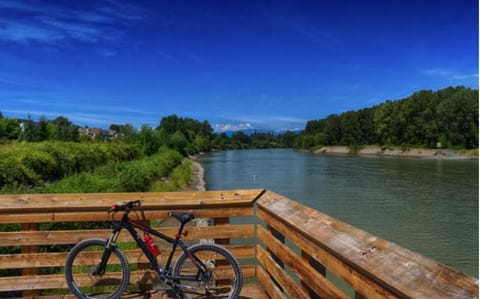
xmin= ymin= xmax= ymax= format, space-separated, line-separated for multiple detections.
xmin=0 ymin=118 xmax=20 ymax=140
xmin=150 ymin=159 xmax=193 ymax=192
xmin=157 ymin=115 xmax=214 ymax=155
xmin=0 ymin=141 xmax=142 ymax=192
xmin=39 ymin=147 xmax=183 ymax=193
xmin=297 ymin=86 xmax=478 ymax=150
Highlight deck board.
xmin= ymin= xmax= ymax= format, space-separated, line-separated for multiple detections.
xmin=37 ymin=283 xmax=267 ymax=299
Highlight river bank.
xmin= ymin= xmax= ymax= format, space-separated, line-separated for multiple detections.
xmin=189 ymin=157 xmax=206 ymax=191
xmin=313 ymin=146 xmax=478 ymax=160
xmin=190 ymin=159 xmax=206 ymax=191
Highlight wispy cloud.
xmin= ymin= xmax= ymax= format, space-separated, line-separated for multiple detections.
xmin=421 ymin=68 xmax=478 ymax=83
xmin=156 ymin=50 xmax=180 ymax=64
xmin=0 ymin=74 xmax=50 ymax=89
xmin=155 ymin=48 xmax=203 ymax=65
xmin=0 ymin=0 xmax=145 ymax=45
xmin=213 ymin=114 xmax=308 ymax=132
xmin=1 ymin=108 xmax=131 ymax=126
xmin=213 ymin=123 xmax=254 ymax=133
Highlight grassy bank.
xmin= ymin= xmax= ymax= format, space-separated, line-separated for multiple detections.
xmin=0 ymin=141 xmax=193 ymax=194
xmin=0 ymin=141 xmax=142 ymax=192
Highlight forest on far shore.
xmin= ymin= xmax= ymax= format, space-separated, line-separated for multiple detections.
xmin=0 ymin=86 xmax=478 ymax=153
xmin=296 ymin=86 xmax=478 ymax=150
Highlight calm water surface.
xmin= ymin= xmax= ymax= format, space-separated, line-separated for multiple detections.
xmin=199 ymin=149 xmax=478 ymax=277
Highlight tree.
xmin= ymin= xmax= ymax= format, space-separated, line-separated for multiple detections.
xmin=117 ymin=124 xmax=137 ymax=143
xmin=340 ymin=111 xmax=361 ymax=145
xmin=169 ymin=131 xmax=188 ymax=155
xmin=0 ymin=118 xmax=20 ymax=140
xmin=34 ymin=116 xmax=49 ymax=141
xmin=137 ymin=125 xmax=162 ymax=155
xmin=324 ymin=114 xmax=342 ymax=145
xmin=19 ymin=115 xmax=35 ymax=141
xmin=51 ymin=116 xmax=78 ymax=141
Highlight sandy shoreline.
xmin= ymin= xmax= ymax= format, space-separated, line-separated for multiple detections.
xmin=313 ymin=145 xmax=478 ymax=160
xmin=188 ymin=156 xmax=206 ymax=191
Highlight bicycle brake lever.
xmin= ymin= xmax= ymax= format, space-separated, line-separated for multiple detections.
xmin=108 ymin=204 xmax=118 ymax=213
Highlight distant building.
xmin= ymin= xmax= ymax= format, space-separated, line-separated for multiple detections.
xmin=78 ymin=127 xmax=118 ymax=140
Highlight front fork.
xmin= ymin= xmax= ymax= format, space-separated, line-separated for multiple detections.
xmin=93 ymin=228 xmax=120 ymax=275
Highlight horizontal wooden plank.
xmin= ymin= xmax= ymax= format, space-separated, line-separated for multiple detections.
xmin=256 ymin=245 xmax=309 ymax=298
xmin=255 ymin=264 xmax=287 ymax=299
xmin=0 ymin=245 xmax=255 ymax=269
xmin=0 ymin=265 xmax=257 ymax=291
xmin=257 ymin=190 xmax=479 ymax=299
xmin=257 ymin=207 xmax=397 ymax=299
xmin=0 ymin=224 xmax=255 ymax=247
xmin=0 ymin=189 xmax=265 ymax=214
xmin=0 ymin=207 xmax=254 ymax=224
xmin=257 ymin=225 xmax=348 ymax=299
xmin=33 ymin=282 xmax=267 ymax=299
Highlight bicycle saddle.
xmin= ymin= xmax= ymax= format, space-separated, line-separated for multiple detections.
xmin=169 ymin=212 xmax=195 ymax=224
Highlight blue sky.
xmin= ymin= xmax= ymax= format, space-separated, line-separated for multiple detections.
xmin=0 ymin=0 xmax=478 ymax=132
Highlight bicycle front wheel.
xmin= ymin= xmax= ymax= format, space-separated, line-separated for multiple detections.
xmin=65 ymin=238 xmax=130 ymax=299
xmin=173 ymin=243 xmax=243 ymax=298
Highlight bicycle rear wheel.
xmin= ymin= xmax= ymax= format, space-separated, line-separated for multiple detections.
xmin=173 ymin=243 xmax=243 ymax=298
xmin=65 ymin=238 xmax=130 ymax=299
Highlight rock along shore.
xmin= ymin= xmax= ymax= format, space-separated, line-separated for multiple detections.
xmin=313 ymin=145 xmax=478 ymax=160
xmin=188 ymin=155 xmax=206 ymax=191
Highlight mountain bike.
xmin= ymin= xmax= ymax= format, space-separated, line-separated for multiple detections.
xmin=64 ymin=200 xmax=243 ymax=299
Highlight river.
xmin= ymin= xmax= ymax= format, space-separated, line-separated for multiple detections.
xmin=198 ymin=148 xmax=478 ymax=277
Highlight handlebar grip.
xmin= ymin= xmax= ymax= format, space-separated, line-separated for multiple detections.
xmin=108 ymin=200 xmax=141 ymax=213
xmin=109 ymin=204 xmax=119 ymax=213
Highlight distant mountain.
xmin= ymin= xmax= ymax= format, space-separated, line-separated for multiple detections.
xmin=221 ymin=128 xmax=303 ymax=137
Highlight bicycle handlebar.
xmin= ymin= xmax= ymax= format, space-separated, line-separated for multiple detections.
xmin=109 ymin=200 xmax=141 ymax=213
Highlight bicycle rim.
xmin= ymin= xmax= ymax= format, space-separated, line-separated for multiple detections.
xmin=173 ymin=244 xmax=242 ymax=299
xmin=65 ymin=238 xmax=129 ymax=299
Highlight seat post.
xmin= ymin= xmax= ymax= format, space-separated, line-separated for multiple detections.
xmin=176 ymin=221 xmax=186 ymax=239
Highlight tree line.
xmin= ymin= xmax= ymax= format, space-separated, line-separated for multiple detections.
xmin=0 ymin=113 xmax=296 ymax=155
xmin=295 ymin=86 xmax=478 ymax=150
xmin=1 ymin=86 xmax=478 ymax=153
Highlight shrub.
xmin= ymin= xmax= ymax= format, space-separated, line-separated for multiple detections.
xmin=0 ymin=141 xmax=142 ymax=190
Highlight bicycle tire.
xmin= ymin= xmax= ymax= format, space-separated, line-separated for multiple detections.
xmin=65 ymin=238 xmax=130 ymax=299
xmin=173 ymin=243 xmax=243 ymax=298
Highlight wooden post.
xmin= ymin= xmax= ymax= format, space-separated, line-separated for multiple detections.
xmin=213 ymin=217 xmax=231 ymax=286
xmin=20 ymin=223 xmax=39 ymax=297
xmin=266 ymin=224 xmax=285 ymax=292
xmin=267 ymin=225 xmax=285 ymax=268
xmin=214 ymin=217 xmax=230 ymax=245
xmin=355 ymin=291 xmax=368 ymax=299
xmin=302 ymin=250 xmax=325 ymax=299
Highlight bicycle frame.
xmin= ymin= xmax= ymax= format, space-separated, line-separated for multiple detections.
xmin=99 ymin=212 xmax=208 ymax=284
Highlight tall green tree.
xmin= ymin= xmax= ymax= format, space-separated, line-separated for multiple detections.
xmin=0 ymin=118 xmax=20 ymax=140
xmin=34 ymin=116 xmax=49 ymax=141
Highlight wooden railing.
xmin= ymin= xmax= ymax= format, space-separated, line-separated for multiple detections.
xmin=0 ymin=189 xmax=477 ymax=298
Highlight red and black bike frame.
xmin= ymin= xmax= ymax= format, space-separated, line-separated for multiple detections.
xmin=97 ymin=211 xmax=208 ymax=282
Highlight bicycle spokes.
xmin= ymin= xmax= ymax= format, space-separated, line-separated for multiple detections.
xmin=173 ymin=244 xmax=242 ymax=298
xmin=66 ymin=239 xmax=130 ymax=299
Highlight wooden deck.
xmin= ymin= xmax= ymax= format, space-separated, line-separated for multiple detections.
xmin=0 ymin=189 xmax=477 ymax=299
xmin=128 ymin=283 xmax=266 ymax=299
xmin=38 ymin=283 xmax=266 ymax=299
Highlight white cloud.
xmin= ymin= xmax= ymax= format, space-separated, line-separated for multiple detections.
xmin=421 ymin=68 xmax=454 ymax=76
xmin=213 ymin=123 xmax=255 ymax=133
xmin=451 ymin=73 xmax=478 ymax=80
xmin=0 ymin=19 xmax=62 ymax=43
xmin=0 ymin=0 xmax=144 ymax=45
xmin=156 ymin=50 xmax=180 ymax=63
xmin=213 ymin=115 xmax=307 ymax=132
xmin=421 ymin=68 xmax=478 ymax=83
